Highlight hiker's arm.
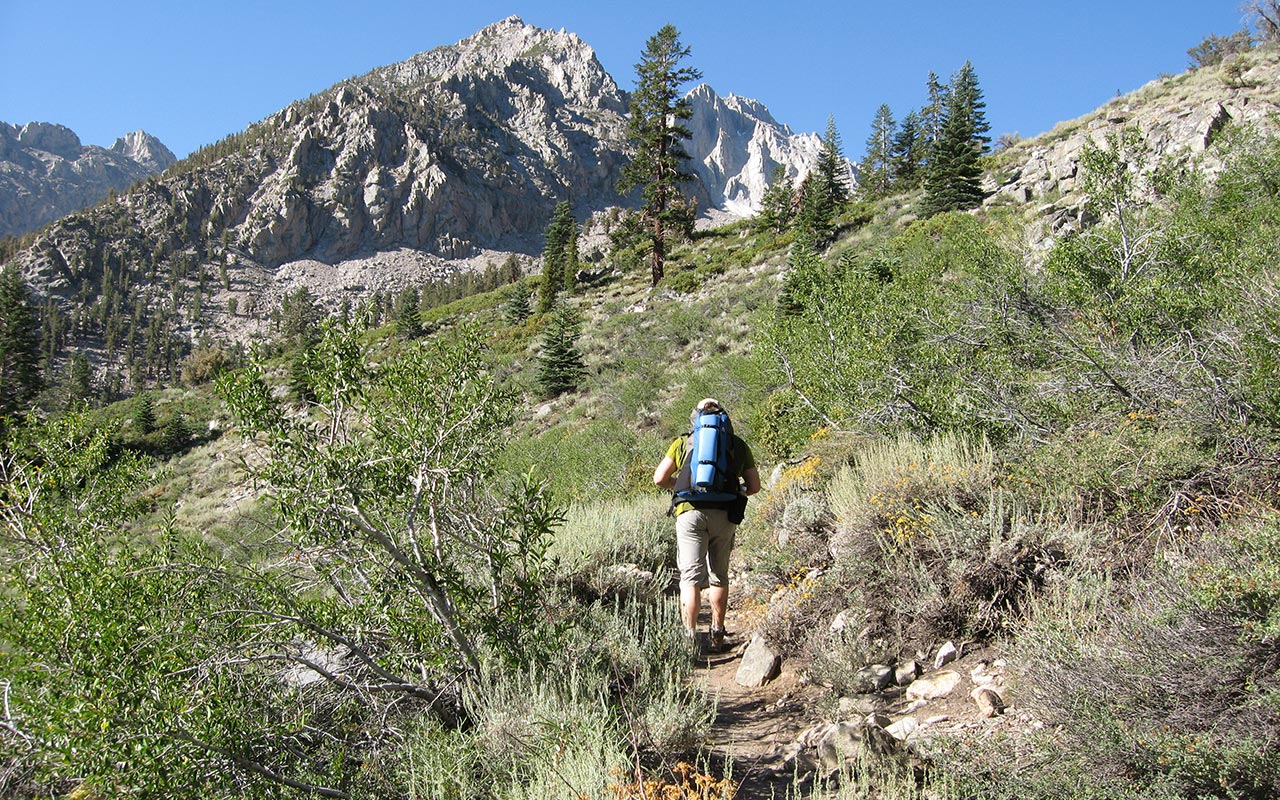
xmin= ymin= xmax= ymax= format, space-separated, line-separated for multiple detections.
xmin=653 ymin=457 xmax=677 ymax=490
xmin=742 ymin=466 xmax=761 ymax=496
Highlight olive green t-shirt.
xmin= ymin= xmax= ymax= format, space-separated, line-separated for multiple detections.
xmin=665 ymin=434 xmax=756 ymax=516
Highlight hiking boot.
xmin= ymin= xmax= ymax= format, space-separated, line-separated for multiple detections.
xmin=709 ymin=626 xmax=727 ymax=654
xmin=686 ymin=629 xmax=705 ymax=663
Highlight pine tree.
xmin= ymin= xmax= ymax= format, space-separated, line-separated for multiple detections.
xmin=395 ymin=288 xmax=423 ymax=339
xmin=757 ymin=165 xmax=796 ymax=234
xmin=503 ymin=282 xmax=532 ymax=325
xmin=950 ymin=61 xmax=991 ymax=152
xmin=777 ymin=238 xmax=824 ymax=317
xmin=133 ymin=391 xmax=156 ymax=435
xmin=536 ymin=303 xmax=586 ymax=397
xmin=563 ymin=220 xmax=579 ymax=294
xmin=921 ymin=71 xmax=950 ymax=152
xmin=921 ymin=62 xmax=990 ymax=216
xmin=618 ymin=24 xmax=702 ymax=287
xmin=539 ymin=202 xmax=576 ymax=312
xmin=860 ymin=104 xmax=897 ymax=199
xmin=62 ymin=354 xmax=93 ymax=410
xmin=891 ymin=109 xmax=926 ymax=189
xmin=0 ymin=267 xmax=43 ymax=418
xmin=795 ymin=116 xmax=850 ymax=247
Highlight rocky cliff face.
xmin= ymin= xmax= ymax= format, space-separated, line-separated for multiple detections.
xmin=0 ymin=122 xmax=176 ymax=236
xmin=208 ymin=16 xmax=637 ymax=269
xmin=5 ymin=17 xmax=843 ymax=336
xmin=985 ymin=49 xmax=1280 ymax=230
xmin=685 ymin=84 xmax=856 ymax=217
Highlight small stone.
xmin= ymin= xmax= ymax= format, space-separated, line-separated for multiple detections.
xmin=864 ymin=712 xmax=891 ymax=728
xmin=736 ymin=633 xmax=781 ymax=687
xmin=972 ymin=687 xmax=1006 ymax=718
xmin=885 ymin=717 xmax=919 ymax=740
xmin=934 ymin=641 xmax=959 ymax=669
xmin=838 ymin=695 xmax=877 ymax=717
xmin=894 ymin=660 xmax=923 ymax=687
xmin=814 ymin=722 xmax=899 ymax=771
xmin=829 ymin=609 xmax=857 ymax=634
xmin=906 ymin=670 xmax=962 ymax=701
xmin=855 ymin=664 xmax=895 ymax=693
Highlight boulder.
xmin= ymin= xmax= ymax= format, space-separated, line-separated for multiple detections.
xmin=905 ymin=670 xmax=962 ymax=701
xmin=972 ymin=687 xmax=1006 ymax=718
xmin=810 ymin=722 xmax=899 ymax=772
xmin=894 ymin=660 xmax=923 ymax=687
xmin=853 ymin=664 xmax=895 ymax=693
xmin=934 ymin=641 xmax=959 ymax=669
xmin=736 ymin=633 xmax=781 ymax=687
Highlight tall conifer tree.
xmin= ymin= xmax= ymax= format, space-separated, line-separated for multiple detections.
xmin=796 ymin=115 xmax=850 ymax=247
xmin=860 ymin=104 xmax=897 ymax=199
xmin=921 ymin=62 xmax=990 ymax=216
xmin=619 ymin=24 xmax=702 ymax=287
xmin=891 ymin=109 xmax=926 ymax=189
xmin=0 ymin=267 xmax=42 ymax=418
xmin=536 ymin=303 xmax=586 ymax=397
xmin=757 ymin=165 xmax=796 ymax=234
xmin=539 ymin=201 xmax=576 ymax=312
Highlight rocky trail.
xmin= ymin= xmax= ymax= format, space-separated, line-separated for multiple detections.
xmin=691 ymin=608 xmax=1045 ymax=799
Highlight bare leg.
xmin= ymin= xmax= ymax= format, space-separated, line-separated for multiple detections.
xmin=681 ymin=583 xmax=702 ymax=633
xmin=707 ymin=585 xmax=728 ymax=631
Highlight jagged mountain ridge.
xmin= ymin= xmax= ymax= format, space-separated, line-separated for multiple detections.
xmin=686 ymin=83 xmax=857 ymax=217
xmin=0 ymin=122 xmax=175 ymax=237
xmin=8 ymin=18 xmax=1277 ymax=384
xmin=1 ymin=16 xmax=847 ymax=369
xmin=9 ymin=18 xmax=830 ymax=286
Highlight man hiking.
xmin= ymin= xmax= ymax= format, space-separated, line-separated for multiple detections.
xmin=653 ymin=398 xmax=761 ymax=655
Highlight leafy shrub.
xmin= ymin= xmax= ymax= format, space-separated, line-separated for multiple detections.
xmin=551 ymin=496 xmax=675 ymax=602
xmin=997 ymin=519 xmax=1280 ymax=799
xmin=398 ymin=598 xmax=714 ymax=799
xmin=813 ymin=433 xmax=1064 ymax=654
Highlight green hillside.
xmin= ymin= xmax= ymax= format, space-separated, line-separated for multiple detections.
xmin=5 ymin=53 xmax=1280 ymax=800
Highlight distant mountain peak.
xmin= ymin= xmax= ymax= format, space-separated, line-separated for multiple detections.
xmin=685 ymin=84 xmax=854 ymax=216
xmin=0 ymin=121 xmax=175 ymax=236
xmin=109 ymin=130 xmax=177 ymax=174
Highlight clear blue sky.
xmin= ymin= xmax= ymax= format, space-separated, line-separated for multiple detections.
xmin=0 ymin=1 xmax=1249 ymax=160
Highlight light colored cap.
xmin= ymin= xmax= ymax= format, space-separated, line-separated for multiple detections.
xmin=696 ymin=398 xmax=722 ymax=412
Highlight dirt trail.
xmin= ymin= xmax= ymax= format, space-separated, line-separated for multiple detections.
xmin=688 ymin=608 xmax=1034 ymax=799
xmin=690 ymin=608 xmax=826 ymax=798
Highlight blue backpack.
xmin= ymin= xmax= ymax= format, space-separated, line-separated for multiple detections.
xmin=672 ymin=411 xmax=740 ymax=506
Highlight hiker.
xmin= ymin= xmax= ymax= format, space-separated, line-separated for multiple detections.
xmin=653 ymin=398 xmax=761 ymax=654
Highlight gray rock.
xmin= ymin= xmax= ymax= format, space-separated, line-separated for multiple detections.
xmin=894 ymin=660 xmax=923 ymax=687
xmin=811 ymin=721 xmax=899 ymax=772
xmin=884 ymin=716 xmax=919 ymax=741
xmin=685 ymin=83 xmax=856 ymax=217
xmin=972 ymin=687 xmax=1006 ymax=718
xmin=934 ymin=641 xmax=959 ymax=669
xmin=0 ymin=121 xmax=174 ymax=236
xmin=905 ymin=670 xmax=962 ymax=701
xmin=837 ymin=695 xmax=877 ymax=717
xmin=854 ymin=664 xmax=895 ymax=693
xmin=736 ymin=632 xmax=781 ymax=687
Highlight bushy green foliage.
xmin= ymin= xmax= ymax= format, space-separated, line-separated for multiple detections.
xmin=0 ymin=413 xmax=310 ymax=797
xmin=536 ymin=302 xmax=587 ymax=397
xmin=502 ymin=416 xmax=662 ymax=505
xmin=397 ymin=598 xmax=712 ymax=800
xmin=763 ymin=212 xmax=1034 ymax=438
xmin=0 ymin=267 xmax=42 ymax=418
xmin=974 ymin=519 xmax=1280 ymax=799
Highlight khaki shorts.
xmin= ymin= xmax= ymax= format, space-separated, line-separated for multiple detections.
xmin=676 ymin=508 xmax=736 ymax=589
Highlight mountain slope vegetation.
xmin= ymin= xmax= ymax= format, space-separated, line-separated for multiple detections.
xmin=3 ymin=31 xmax=1280 ymax=800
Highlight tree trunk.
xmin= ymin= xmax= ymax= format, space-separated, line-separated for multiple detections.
xmin=651 ymin=215 xmax=664 ymax=286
